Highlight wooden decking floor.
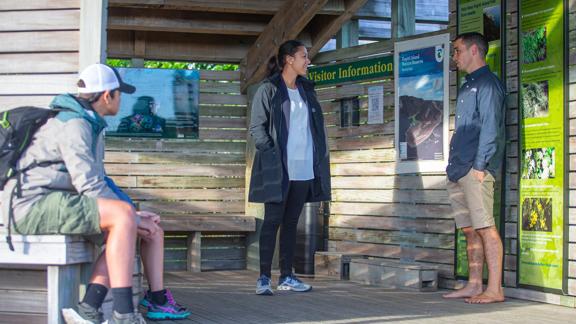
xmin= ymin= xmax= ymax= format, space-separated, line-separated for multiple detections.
xmin=161 ymin=270 xmax=574 ymax=324
xmin=1 ymin=270 xmax=574 ymax=323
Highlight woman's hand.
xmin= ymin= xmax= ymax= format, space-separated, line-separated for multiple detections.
xmin=137 ymin=210 xmax=161 ymax=224
xmin=137 ymin=215 xmax=161 ymax=239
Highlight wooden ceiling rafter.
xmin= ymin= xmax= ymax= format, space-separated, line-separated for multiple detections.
xmin=108 ymin=7 xmax=269 ymax=36
xmin=239 ymin=0 xmax=329 ymax=91
xmin=307 ymin=0 xmax=370 ymax=58
xmin=106 ymin=0 xmax=372 ymax=76
xmin=109 ymin=0 xmax=346 ymax=15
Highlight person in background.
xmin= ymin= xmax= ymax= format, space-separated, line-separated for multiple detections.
xmin=248 ymin=40 xmax=331 ymax=296
xmin=444 ymin=32 xmax=506 ymax=304
xmin=117 ymin=96 xmax=166 ymax=135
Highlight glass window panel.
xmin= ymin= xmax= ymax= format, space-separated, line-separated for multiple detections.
xmin=359 ymin=19 xmax=392 ymax=40
xmin=357 ymin=0 xmax=391 ymax=19
xmin=414 ymin=22 xmax=448 ymax=35
xmin=415 ymin=0 xmax=449 ymax=22
xmin=319 ymin=39 xmax=337 ymax=53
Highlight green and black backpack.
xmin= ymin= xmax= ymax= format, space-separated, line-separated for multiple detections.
xmin=0 ymin=106 xmax=57 ymax=190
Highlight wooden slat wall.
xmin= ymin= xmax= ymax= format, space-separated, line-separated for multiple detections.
xmin=0 ymin=0 xmax=81 ymax=110
xmin=503 ymin=0 xmax=519 ymax=289
xmin=105 ymin=69 xmax=247 ymax=271
xmin=568 ymin=0 xmax=576 ymax=296
xmin=311 ymin=7 xmax=458 ymax=281
xmin=317 ymin=0 xmax=575 ymax=295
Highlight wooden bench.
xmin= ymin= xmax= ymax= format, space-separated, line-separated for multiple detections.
xmin=0 ymin=230 xmax=94 ymax=324
xmin=160 ymin=214 xmax=256 ymax=272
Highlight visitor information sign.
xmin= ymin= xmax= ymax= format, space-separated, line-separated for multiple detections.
xmin=455 ymin=0 xmax=504 ymax=278
xmin=518 ymin=0 xmax=565 ymax=291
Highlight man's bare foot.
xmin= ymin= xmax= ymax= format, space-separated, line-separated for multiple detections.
xmin=442 ymin=285 xmax=483 ymax=299
xmin=465 ymin=290 xmax=505 ymax=304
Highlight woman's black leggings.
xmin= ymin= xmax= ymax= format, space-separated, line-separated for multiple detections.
xmin=259 ymin=180 xmax=312 ymax=278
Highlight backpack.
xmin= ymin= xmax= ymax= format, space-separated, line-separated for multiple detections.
xmin=0 ymin=106 xmax=58 ymax=190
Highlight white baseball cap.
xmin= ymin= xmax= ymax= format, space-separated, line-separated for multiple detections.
xmin=78 ymin=63 xmax=135 ymax=94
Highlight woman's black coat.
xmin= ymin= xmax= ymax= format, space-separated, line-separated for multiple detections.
xmin=248 ymin=73 xmax=331 ymax=203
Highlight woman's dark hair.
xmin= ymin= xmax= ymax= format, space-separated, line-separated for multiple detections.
xmin=266 ymin=40 xmax=305 ymax=77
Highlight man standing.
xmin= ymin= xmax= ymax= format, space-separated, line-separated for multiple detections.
xmin=443 ymin=32 xmax=506 ymax=304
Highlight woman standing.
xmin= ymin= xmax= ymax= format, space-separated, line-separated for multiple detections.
xmin=248 ymin=40 xmax=331 ymax=295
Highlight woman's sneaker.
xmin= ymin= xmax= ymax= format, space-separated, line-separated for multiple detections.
xmin=139 ymin=289 xmax=191 ymax=320
xmin=256 ymin=275 xmax=273 ymax=295
xmin=108 ymin=311 xmax=147 ymax=324
xmin=277 ymin=275 xmax=312 ymax=292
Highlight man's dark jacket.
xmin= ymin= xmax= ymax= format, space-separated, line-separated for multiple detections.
xmin=248 ymin=73 xmax=331 ymax=203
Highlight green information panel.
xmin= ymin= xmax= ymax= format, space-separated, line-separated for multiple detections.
xmin=518 ymin=0 xmax=565 ymax=291
xmin=307 ymin=55 xmax=393 ymax=86
xmin=455 ymin=0 xmax=504 ymax=278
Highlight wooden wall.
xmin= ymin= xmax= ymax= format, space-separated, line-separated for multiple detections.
xmin=503 ymin=0 xmax=519 ymax=289
xmin=0 ymin=0 xmax=81 ymax=110
xmin=104 ymin=69 xmax=248 ymax=271
xmin=310 ymin=8 xmax=458 ymax=284
xmin=312 ymin=0 xmax=576 ymax=296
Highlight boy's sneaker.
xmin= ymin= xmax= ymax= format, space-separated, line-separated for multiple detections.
xmin=61 ymin=303 xmax=102 ymax=324
xmin=108 ymin=311 xmax=147 ymax=324
xmin=277 ymin=275 xmax=312 ymax=292
xmin=256 ymin=275 xmax=273 ymax=295
xmin=139 ymin=289 xmax=190 ymax=320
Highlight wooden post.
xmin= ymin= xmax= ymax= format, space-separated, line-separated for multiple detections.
xmin=48 ymin=265 xmax=81 ymax=324
xmin=337 ymin=19 xmax=359 ymax=49
xmin=392 ymin=0 xmax=416 ymax=39
xmin=79 ymin=0 xmax=107 ymax=69
xmin=187 ymin=232 xmax=202 ymax=272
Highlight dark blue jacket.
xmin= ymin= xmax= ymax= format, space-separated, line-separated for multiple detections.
xmin=447 ymin=65 xmax=506 ymax=182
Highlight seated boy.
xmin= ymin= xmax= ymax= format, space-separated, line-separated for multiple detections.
xmin=1 ymin=64 xmax=187 ymax=323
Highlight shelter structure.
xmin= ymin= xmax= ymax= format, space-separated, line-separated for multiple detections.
xmin=0 ymin=1 xmax=575 ymax=321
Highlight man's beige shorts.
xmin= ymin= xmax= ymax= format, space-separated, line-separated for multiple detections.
xmin=446 ymin=168 xmax=495 ymax=229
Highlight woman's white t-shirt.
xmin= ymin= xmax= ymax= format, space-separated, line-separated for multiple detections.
xmin=286 ymin=87 xmax=314 ymax=181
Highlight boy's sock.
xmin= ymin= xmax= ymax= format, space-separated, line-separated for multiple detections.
xmin=82 ymin=283 xmax=108 ymax=309
xmin=111 ymin=287 xmax=134 ymax=314
xmin=150 ymin=289 xmax=168 ymax=305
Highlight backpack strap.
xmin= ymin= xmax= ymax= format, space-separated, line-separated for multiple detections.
xmin=5 ymin=177 xmax=18 ymax=251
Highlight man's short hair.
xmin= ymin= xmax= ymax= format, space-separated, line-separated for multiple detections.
xmin=455 ymin=32 xmax=488 ymax=58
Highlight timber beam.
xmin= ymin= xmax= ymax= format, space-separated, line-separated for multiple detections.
xmin=240 ymin=0 xmax=328 ymax=92
xmin=109 ymin=0 xmax=346 ymax=16
xmin=108 ymin=8 xmax=268 ymax=36
xmin=308 ymin=0 xmax=369 ymax=58
xmin=108 ymin=30 xmax=254 ymax=63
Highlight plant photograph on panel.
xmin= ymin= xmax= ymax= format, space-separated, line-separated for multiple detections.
xmin=522 ymin=197 xmax=552 ymax=232
xmin=483 ymin=5 xmax=501 ymax=43
xmin=521 ymin=80 xmax=549 ymax=118
xmin=522 ymin=26 xmax=547 ymax=64
xmin=521 ymin=147 xmax=555 ymax=179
